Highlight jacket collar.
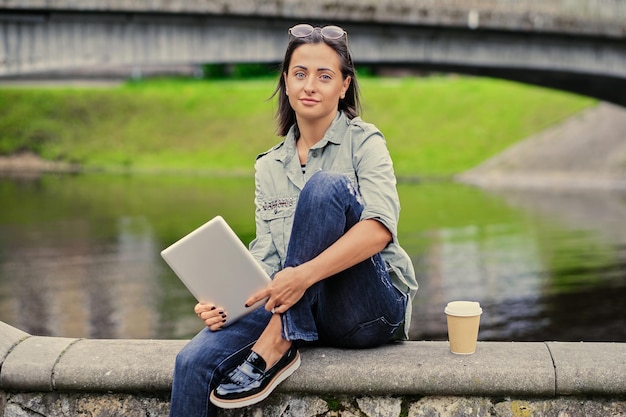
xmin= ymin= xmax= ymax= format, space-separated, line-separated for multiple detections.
xmin=275 ymin=111 xmax=347 ymax=164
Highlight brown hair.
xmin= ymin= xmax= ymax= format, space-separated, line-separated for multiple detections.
xmin=271 ymin=29 xmax=362 ymax=137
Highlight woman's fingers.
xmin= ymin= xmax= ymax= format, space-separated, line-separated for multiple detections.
xmin=194 ymin=302 xmax=216 ymax=316
xmin=244 ymin=273 xmax=306 ymax=314
xmin=195 ymin=303 xmax=227 ymax=330
xmin=271 ymin=303 xmax=288 ymax=314
xmin=245 ymin=288 xmax=270 ymax=309
xmin=204 ymin=313 xmax=227 ymax=331
xmin=263 ymin=285 xmax=305 ymax=313
xmin=249 ymin=289 xmax=286 ymax=313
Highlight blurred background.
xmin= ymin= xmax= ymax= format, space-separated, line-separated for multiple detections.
xmin=1 ymin=0 xmax=625 ymax=342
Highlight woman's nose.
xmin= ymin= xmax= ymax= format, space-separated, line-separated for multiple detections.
xmin=304 ymin=78 xmax=315 ymax=93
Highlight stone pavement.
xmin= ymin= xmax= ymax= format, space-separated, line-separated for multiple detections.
xmin=458 ymin=102 xmax=626 ymax=191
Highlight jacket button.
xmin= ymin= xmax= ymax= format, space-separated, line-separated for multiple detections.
xmin=311 ymin=151 xmax=318 ymax=158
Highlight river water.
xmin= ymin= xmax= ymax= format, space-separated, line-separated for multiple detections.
xmin=0 ymin=173 xmax=624 ymax=342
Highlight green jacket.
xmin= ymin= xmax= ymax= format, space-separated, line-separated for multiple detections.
xmin=249 ymin=111 xmax=418 ymax=339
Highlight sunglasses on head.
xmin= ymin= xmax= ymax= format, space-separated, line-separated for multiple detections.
xmin=288 ymin=24 xmax=347 ymax=41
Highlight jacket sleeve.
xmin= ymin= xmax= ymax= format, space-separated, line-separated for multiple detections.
xmin=248 ymin=158 xmax=281 ymax=278
xmin=352 ymin=126 xmax=400 ymax=242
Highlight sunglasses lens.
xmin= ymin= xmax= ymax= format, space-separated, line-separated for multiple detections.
xmin=289 ymin=24 xmax=315 ymax=38
xmin=320 ymin=26 xmax=346 ymax=39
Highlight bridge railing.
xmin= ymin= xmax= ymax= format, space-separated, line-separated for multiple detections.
xmin=1 ymin=0 xmax=625 ymax=38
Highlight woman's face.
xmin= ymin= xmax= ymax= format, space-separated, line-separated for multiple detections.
xmin=283 ymin=42 xmax=351 ymax=126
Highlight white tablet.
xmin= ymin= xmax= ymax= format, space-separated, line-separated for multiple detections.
xmin=161 ymin=216 xmax=271 ymax=326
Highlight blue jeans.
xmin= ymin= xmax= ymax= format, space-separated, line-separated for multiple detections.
xmin=169 ymin=171 xmax=407 ymax=417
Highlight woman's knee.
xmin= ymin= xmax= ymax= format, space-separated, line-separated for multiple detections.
xmin=307 ymin=170 xmax=347 ymax=189
xmin=302 ymin=171 xmax=356 ymax=204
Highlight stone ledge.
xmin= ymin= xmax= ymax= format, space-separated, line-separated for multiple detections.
xmin=285 ymin=342 xmax=555 ymax=397
xmin=1 ymin=321 xmax=625 ymax=397
xmin=547 ymin=342 xmax=626 ymax=396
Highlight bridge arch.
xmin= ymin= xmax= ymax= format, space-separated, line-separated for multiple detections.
xmin=1 ymin=0 xmax=625 ymax=105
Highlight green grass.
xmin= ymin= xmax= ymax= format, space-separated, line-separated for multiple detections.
xmin=359 ymin=76 xmax=596 ymax=177
xmin=0 ymin=75 xmax=596 ymax=177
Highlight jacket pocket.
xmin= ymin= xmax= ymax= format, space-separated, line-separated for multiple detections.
xmin=258 ymin=196 xmax=297 ymax=262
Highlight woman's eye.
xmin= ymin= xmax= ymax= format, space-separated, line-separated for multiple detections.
xmin=320 ymin=74 xmax=332 ymax=81
xmin=295 ymin=72 xmax=306 ymax=79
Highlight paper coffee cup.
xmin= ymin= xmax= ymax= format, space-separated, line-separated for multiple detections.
xmin=445 ymin=301 xmax=482 ymax=355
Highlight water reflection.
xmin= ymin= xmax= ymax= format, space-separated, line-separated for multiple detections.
xmin=409 ymin=223 xmax=547 ymax=341
xmin=0 ymin=216 xmax=162 ymax=338
xmin=0 ymin=174 xmax=624 ymax=342
xmin=407 ymin=186 xmax=626 ymax=342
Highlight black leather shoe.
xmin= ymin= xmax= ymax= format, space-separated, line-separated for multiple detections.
xmin=210 ymin=345 xmax=300 ymax=409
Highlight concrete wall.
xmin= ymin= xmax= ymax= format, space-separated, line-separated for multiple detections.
xmin=1 ymin=321 xmax=625 ymax=416
xmin=4 ymin=392 xmax=626 ymax=416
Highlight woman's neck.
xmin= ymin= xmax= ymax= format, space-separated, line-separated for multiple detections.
xmin=295 ymin=121 xmax=326 ymax=165
xmin=296 ymin=112 xmax=336 ymax=149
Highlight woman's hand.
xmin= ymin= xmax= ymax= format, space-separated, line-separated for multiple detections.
xmin=244 ymin=219 xmax=391 ymax=315
xmin=245 ymin=266 xmax=311 ymax=314
xmin=194 ymin=302 xmax=227 ymax=331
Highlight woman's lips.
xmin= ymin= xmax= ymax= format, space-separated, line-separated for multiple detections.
xmin=300 ymin=98 xmax=319 ymax=105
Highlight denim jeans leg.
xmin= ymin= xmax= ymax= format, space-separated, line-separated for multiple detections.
xmin=169 ymin=306 xmax=272 ymax=417
xmin=280 ymin=171 xmax=406 ymax=347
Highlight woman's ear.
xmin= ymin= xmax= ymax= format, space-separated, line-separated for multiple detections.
xmin=341 ymin=75 xmax=352 ymax=99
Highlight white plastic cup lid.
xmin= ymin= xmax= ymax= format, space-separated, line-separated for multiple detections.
xmin=444 ymin=301 xmax=483 ymax=317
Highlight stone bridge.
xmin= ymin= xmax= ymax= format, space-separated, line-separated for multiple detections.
xmin=1 ymin=0 xmax=625 ymax=105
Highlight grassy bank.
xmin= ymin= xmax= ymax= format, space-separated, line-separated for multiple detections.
xmin=0 ymin=76 xmax=596 ymax=177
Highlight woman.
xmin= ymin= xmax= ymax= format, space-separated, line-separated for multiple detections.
xmin=169 ymin=23 xmax=417 ymax=416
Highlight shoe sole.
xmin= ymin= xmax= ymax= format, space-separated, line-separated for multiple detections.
xmin=209 ymin=351 xmax=301 ymax=409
